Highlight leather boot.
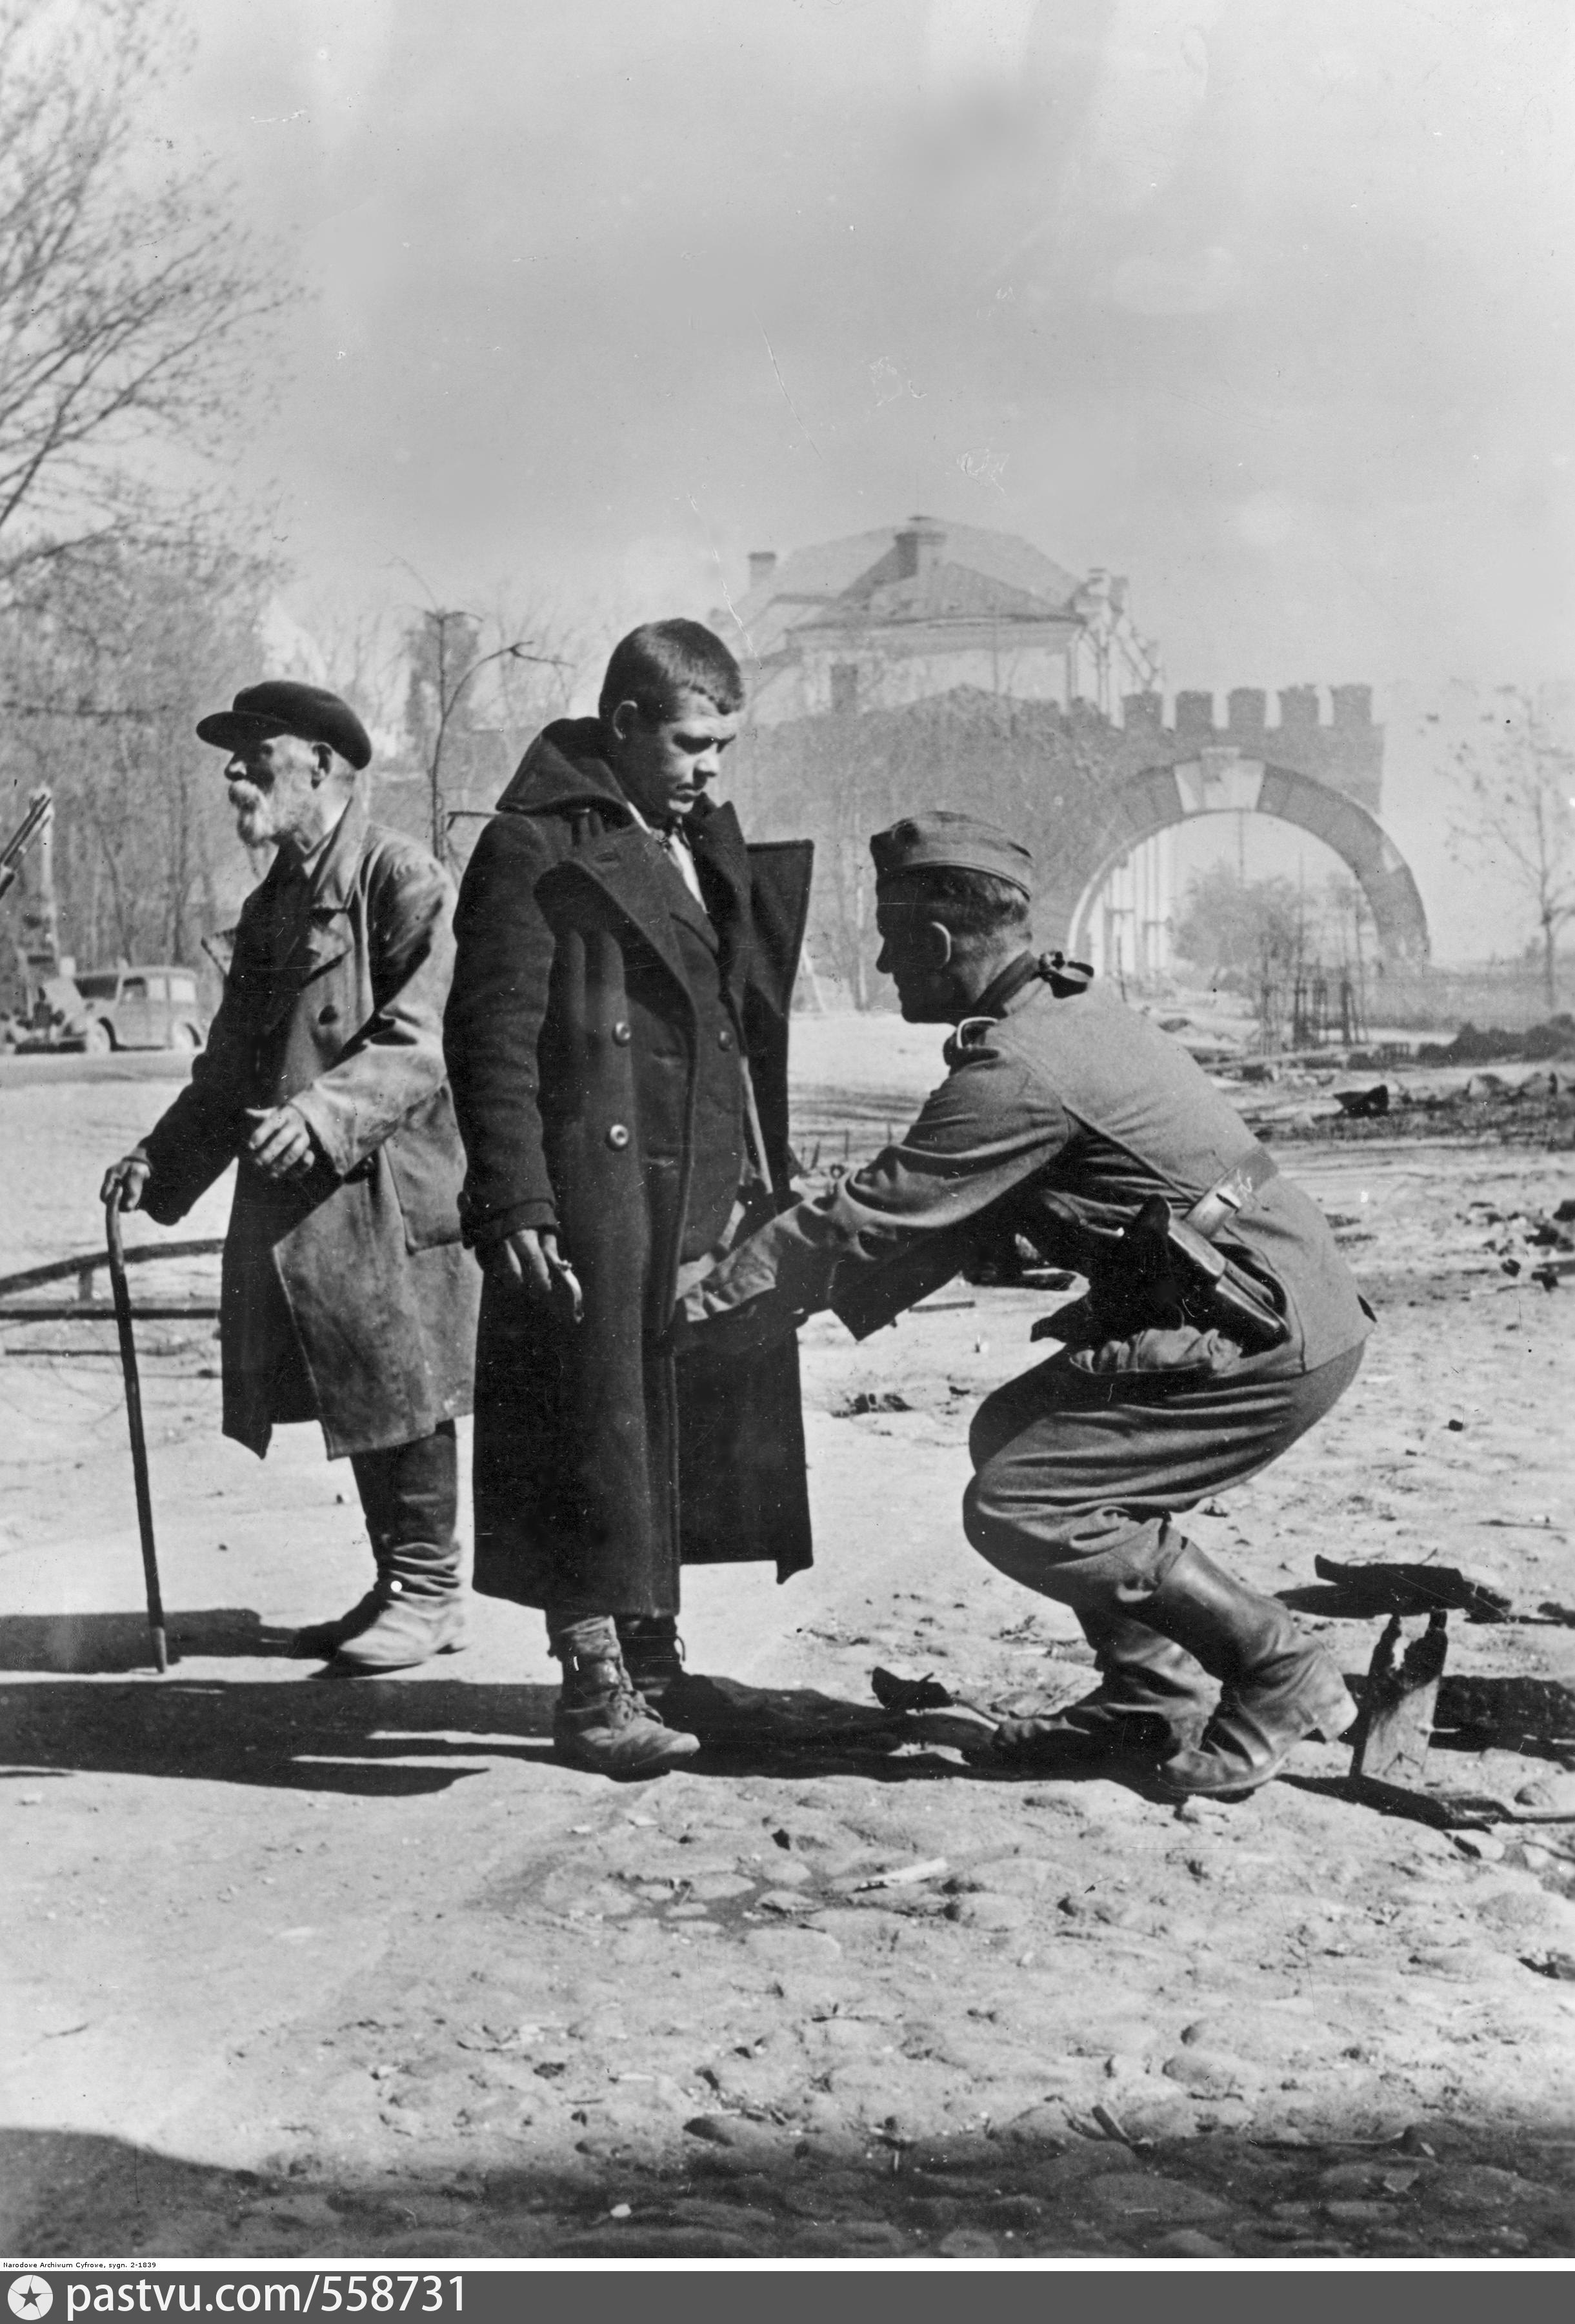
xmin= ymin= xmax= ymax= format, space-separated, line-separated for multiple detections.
xmin=551 ymin=1618 xmax=699 ymax=1779
xmin=326 ymin=1547 xmax=466 ymax=1676
xmin=616 ymin=1614 xmax=686 ymax=1712
xmin=292 ymin=1587 xmax=383 ymax=1662
xmin=1139 ymin=1541 xmax=1356 ymax=1796
xmin=311 ymin=1427 xmax=466 ymax=1675
xmin=323 ymin=1561 xmax=466 ymax=1673
xmin=992 ymin=1612 xmax=1213 ymax=1767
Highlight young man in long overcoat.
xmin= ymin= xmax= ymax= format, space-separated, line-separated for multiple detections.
xmin=103 ymin=682 xmax=479 ymax=1672
xmin=443 ymin=620 xmax=813 ymax=1776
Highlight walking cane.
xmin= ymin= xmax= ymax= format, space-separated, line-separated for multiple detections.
xmin=105 ymin=1194 xmax=168 ymax=1673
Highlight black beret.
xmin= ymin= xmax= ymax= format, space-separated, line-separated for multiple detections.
xmin=196 ymin=681 xmax=372 ymax=772
xmin=870 ymin=809 xmax=1034 ymax=897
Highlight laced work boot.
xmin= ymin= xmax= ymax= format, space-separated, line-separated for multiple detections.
xmin=991 ymin=1612 xmax=1213 ymax=1767
xmin=616 ymin=1614 xmax=686 ymax=1712
xmin=1140 ymin=1542 xmax=1356 ymax=1798
xmin=551 ymin=1618 xmax=699 ymax=1779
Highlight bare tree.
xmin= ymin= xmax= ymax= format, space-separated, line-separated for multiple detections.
xmin=0 ymin=517 xmax=272 ymax=970
xmin=0 ymin=0 xmax=291 ymax=583
xmin=292 ymin=592 xmax=406 ymax=736
xmin=483 ymin=586 xmax=596 ymax=758
xmin=1450 ymin=688 xmax=1575 ymax=1012
xmin=403 ymin=596 xmax=581 ymax=863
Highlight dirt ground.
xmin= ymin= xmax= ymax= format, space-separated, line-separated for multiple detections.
xmin=2 ymin=1041 xmax=1574 ymax=2263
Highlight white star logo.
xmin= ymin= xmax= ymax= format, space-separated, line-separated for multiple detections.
xmin=8 ymin=2281 xmax=53 ymax=2321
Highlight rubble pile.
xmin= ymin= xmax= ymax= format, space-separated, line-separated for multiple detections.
xmin=1420 ymin=1017 xmax=1575 ymax=1068
xmin=1219 ymin=1065 xmax=1575 ymax=1148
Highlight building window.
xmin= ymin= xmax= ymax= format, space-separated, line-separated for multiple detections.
xmin=830 ymin=663 xmax=859 ymax=715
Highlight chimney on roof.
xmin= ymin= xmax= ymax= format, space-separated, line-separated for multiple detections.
xmin=894 ymin=516 xmax=947 ymax=581
xmin=748 ymin=550 xmax=777 ymax=590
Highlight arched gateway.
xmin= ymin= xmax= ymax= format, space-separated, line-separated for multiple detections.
xmin=1059 ymin=751 xmax=1430 ymax=968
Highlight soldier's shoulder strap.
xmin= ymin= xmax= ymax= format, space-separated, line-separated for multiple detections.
xmin=1038 ymin=949 xmax=1095 ymax=997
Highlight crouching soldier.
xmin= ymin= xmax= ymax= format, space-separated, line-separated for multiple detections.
xmin=677 ymin=812 xmax=1373 ymax=1799
xmin=101 ymin=683 xmax=479 ymax=1673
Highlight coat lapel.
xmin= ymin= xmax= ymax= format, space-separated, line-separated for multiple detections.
xmin=544 ymin=825 xmax=697 ymax=1007
xmin=256 ymin=799 xmax=363 ymax=1032
xmin=688 ymin=799 xmax=752 ymax=1000
xmin=656 ymin=850 xmax=721 ymax=956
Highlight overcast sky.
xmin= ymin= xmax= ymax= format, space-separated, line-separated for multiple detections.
xmin=157 ymin=0 xmax=1572 ymax=705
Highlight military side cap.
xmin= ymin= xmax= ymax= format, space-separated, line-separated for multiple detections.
xmin=196 ymin=681 xmax=372 ymax=771
xmin=870 ymin=809 xmax=1034 ymax=897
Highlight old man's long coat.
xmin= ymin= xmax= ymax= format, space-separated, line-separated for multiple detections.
xmin=139 ymin=801 xmax=477 ymax=1459
xmin=443 ymin=719 xmax=813 ymax=1615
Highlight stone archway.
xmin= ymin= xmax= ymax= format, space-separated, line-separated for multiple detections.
xmin=1058 ymin=752 xmax=1430 ymax=967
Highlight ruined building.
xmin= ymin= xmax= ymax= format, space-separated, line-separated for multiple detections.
xmin=723 ymin=516 xmax=1163 ymax=726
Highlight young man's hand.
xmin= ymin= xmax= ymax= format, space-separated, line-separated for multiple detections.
xmin=485 ymin=1227 xmax=584 ymax=1324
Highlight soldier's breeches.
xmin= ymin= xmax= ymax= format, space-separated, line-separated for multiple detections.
xmin=961 ymin=1343 xmax=1363 ymax=1616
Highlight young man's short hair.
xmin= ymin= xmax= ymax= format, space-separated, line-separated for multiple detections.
xmin=599 ymin=619 xmax=744 ymax=725
xmin=891 ymin=866 xmax=1034 ymax=952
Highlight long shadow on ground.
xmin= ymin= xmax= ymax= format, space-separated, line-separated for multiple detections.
xmin=5 ymin=2117 xmax=1574 ymax=2261
xmin=0 ymin=1668 xmax=1172 ymax=1799
xmin=8 ymin=1616 xmax=1567 ymax=1804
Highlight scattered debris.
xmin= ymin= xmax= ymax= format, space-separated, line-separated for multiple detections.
xmin=852 ymin=1858 xmax=949 ymax=1892
xmin=1350 ymin=1612 xmax=1449 ymax=1789
xmin=1436 ymin=1674 xmax=1575 ymax=1743
xmin=1314 ymin=1556 xmax=1512 ymax=1623
xmin=1420 ymin=1016 xmax=1575 ymax=1067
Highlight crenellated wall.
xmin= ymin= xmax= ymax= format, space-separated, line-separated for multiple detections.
xmin=1116 ymin=685 xmax=1383 ymax=813
xmin=725 ymin=676 xmax=1420 ymax=999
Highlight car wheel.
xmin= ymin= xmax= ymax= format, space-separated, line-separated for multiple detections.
xmin=169 ymin=1021 xmax=201 ymax=1050
xmin=83 ymin=1020 xmax=113 ymax=1055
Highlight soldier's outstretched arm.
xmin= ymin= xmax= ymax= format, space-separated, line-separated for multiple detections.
xmin=679 ymin=1030 xmax=1070 ymax=1344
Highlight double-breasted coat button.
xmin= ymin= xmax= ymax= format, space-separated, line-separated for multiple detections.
xmin=611 ymin=1020 xmax=632 ymax=1045
xmin=717 ymin=1027 xmax=733 ymax=1048
xmin=319 ymin=1005 xmax=339 ymax=1025
xmin=606 ymin=1123 xmax=630 ymax=1150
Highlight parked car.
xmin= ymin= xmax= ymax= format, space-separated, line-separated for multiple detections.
xmin=71 ymin=965 xmax=208 ymax=1052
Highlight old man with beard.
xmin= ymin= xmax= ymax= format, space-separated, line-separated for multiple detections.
xmin=101 ymin=681 xmax=479 ymax=1673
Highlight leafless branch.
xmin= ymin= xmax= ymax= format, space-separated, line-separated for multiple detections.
xmin=0 ymin=0 xmax=294 ymax=583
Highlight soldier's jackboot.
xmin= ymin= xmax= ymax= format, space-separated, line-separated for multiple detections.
xmin=991 ymin=1611 xmax=1213 ymax=1766
xmin=616 ymin=1614 xmax=686 ymax=1712
xmin=551 ymin=1618 xmax=700 ymax=1779
xmin=1139 ymin=1542 xmax=1356 ymax=1796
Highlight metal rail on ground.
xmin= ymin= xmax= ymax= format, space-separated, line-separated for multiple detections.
xmin=0 ymin=1236 xmax=223 ymax=1321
